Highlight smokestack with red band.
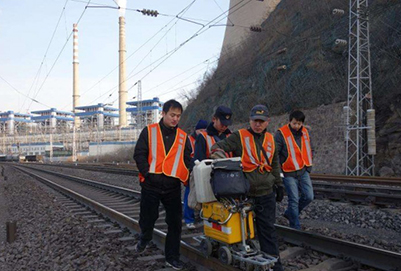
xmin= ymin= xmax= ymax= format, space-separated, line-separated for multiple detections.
xmin=118 ymin=16 xmax=127 ymax=127
xmin=73 ymin=23 xmax=80 ymax=127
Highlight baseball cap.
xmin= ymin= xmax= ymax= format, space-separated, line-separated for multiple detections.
xmin=215 ymin=106 xmax=232 ymax=126
xmin=250 ymin=105 xmax=269 ymax=121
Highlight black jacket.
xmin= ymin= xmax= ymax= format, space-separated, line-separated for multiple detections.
xmin=274 ymin=124 xmax=313 ymax=177
xmin=133 ymin=119 xmax=192 ymax=193
xmin=191 ymin=122 xmax=231 ymax=169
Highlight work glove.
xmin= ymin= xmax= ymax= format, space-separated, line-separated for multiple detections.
xmin=274 ymin=184 xmax=284 ymax=202
xmin=210 ymin=148 xmax=229 ymax=159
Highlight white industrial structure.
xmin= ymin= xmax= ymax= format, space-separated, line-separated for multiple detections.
xmin=75 ymin=103 xmax=119 ymax=130
xmin=127 ymin=97 xmax=163 ymax=129
xmin=0 ymin=15 xmax=163 ymax=161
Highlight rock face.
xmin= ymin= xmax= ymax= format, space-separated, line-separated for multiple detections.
xmin=376 ymin=99 xmax=401 ymax=176
xmin=180 ymin=0 xmax=401 ymax=176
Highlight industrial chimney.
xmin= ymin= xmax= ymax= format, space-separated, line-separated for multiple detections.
xmin=73 ymin=23 xmax=80 ymax=127
xmin=118 ymin=16 xmax=128 ymax=127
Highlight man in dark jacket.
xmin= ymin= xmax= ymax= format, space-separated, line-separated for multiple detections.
xmin=275 ymin=110 xmax=314 ymax=230
xmin=211 ymin=105 xmax=284 ymax=271
xmin=133 ymin=99 xmax=191 ymax=270
xmin=192 ymin=105 xmax=233 ymax=163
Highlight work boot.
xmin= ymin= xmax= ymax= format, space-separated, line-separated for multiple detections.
xmin=166 ymin=259 xmax=184 ymax=270
xmin=134 ymin=240 xmax=147 ymax=253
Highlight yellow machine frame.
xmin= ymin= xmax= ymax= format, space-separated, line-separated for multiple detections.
xmin=202 ymin=201 xmax=254 ymax=244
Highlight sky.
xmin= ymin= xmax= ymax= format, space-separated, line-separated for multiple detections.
xmin=0 ymin=0 xmax=230 ymax=114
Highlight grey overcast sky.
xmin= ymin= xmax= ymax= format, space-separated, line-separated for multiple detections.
xmin=0 ymin=0 xmax=231 ymax=113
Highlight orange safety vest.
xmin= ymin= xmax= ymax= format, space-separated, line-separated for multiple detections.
xmin=239 ymin=129 xmax=275 ymax=173
xmin=189 ymin=135 xmax=196 ymax=158
xmin=139 ymin=123 xmax=189 ymax=184
xmin=278 ymin=124 xmax=312 ymax=172
xmin=199 ymin=131 xmax=217 ymax=159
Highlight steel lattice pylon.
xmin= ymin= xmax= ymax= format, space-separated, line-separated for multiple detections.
xmin=137 ymin=80 xmax=144 ymax=132
xmin=345 ymin=0 xmax=374 ymax=175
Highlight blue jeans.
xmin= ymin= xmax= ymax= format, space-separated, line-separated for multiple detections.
xmin=183 ymin=185 xmax=194 ymax=224
xmin=283 ymin=171 xmax=314 ymax=229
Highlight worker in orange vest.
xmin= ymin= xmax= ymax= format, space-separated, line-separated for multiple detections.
xmin=184 ymin=119 xmax=208 ymax=229
xmin=133 ymin=100 xmax=192 ymax=270
xmin=211 ymin=105 xmax=284 ymax=271
xmin=275 ymin=110 xmax=314 ymax=230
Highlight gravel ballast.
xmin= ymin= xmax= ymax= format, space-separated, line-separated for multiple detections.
xmin=11 ymin=164 xmax=401 ymax=269
xmin=0 ymin=165 xmax=190 ymax=271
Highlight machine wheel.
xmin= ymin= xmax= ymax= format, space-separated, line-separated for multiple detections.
xmin=200 ymin=238 xmax=213 ymax=256
xmin=245 ymin=263 xmax=254 ymax=271
xmin=218 ymin=246 xmax=232 ymax=265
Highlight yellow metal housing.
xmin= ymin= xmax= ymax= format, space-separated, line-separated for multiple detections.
xmin=202 ymin=202 xmax=254 ymax=244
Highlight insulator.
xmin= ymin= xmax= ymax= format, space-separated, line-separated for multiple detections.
xmin=276 ymin=48 xmax=287 ymax=55
xmin=250 ymin=26 xmax=262 ymax=32
xmin=141 ymin=9 xmax=158 ymax=17
xmin=367 ymin=109 xmax=376 ymax=155
xmin=332 ymin=9 xmax=345 ymax=16
xmin=343 ymin=106 xmax=350 ymax=140
xmin=334 ymin=39 xmax=347 ymax=46
xmin=277 ymin=65 xmax=287 ymax=71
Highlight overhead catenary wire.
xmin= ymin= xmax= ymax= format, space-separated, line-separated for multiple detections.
xmin=61 ymin=0 xmax=198 ymax=110
xmin=0 ymin=75 xmax=51 ymax=108
xmin=20 ymin=0 xmax=70 ymax=112
xmin=27 ymin=0 xmax=93 ymax=112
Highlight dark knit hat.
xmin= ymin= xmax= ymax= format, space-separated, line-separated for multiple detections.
xmin=195 ymin=119 xmax=208 ymax=130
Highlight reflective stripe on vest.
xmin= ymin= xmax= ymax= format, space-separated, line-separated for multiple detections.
xmin=239 ymin=129 xmax=274 ymax=173
xmin=200 ymin=131 xmax=217 ymax=158
xmin=140 ymin=123 xmax=189 ymax=184
xmin=279 ymin=124 xmax=312 ymax=172
xmin=189 ymin=135 xmax=196 ymax=158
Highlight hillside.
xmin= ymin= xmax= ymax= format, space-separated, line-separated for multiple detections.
xmin=181 ymin=0 xmax=401 ymax=130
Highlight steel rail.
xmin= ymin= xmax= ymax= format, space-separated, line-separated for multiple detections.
xmin=311 ymin=173 xmax=401 ymax=186
xmin=20 ymin=165 xmax=140 ymax=198
xmin=276 ymin=225 xmax=401 ymax=270
xmin=14 ymin=166 xmax=237 ymax=271
xmin=29 ymin=163 xmax=401 ymax=186
xmin=14 ymin=165 xmax=401 ymax=270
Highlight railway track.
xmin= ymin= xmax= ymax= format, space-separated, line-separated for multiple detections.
xmin=25 ymin=162 xmax=401 ymax=207
xmin=13 ymin=164 xmax=401 ymax=270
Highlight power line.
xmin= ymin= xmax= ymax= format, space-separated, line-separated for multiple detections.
xmin=69 ymin=0 xmax=253 ymax=107
xmin=0 ymin=75 xmax=51 ymax=109
xmin=28 ymin=0 xmax=93 ymax=111
xmin=21 ymin=0 xmax=70 ymax=112
xmin=61 ymin=1 xmax=198 ymax=110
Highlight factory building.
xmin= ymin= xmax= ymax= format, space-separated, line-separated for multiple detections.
xmin=126 ymin=97 xmax=163 ymax=128
xmin=74 ymin=103 xmax=119 ymax=129
xmin=11 ymin=142 xmax=64 ymax=156
xmin=0 ymin=111 xmax=33 ymax=135
xmin=31 ymin=108 xmax=74 ymax=131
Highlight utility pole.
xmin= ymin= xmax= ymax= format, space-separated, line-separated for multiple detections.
xmin=137 ymin=80 xmax=143 ymax=132
xmin=345 ymin=0 xmax=375 ymax=176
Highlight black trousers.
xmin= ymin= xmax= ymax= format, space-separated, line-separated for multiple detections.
xmin=139 ymin=187 xmax=182 ymax=262
xmin=253 ymin=192 xmax=283 ymax=271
